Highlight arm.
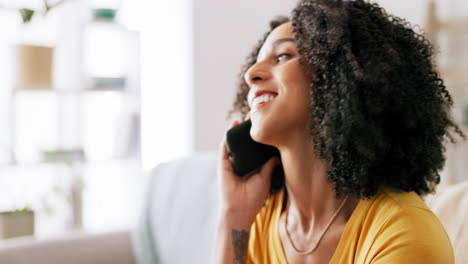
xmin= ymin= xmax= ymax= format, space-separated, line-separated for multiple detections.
xmin=213 ymin=212 xmax=252 ymax=264
xmin=213 ymin=120 xmax=279 ymax=264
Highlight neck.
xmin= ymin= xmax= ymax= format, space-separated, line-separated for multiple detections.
xmin=277 ymin=137 xmax=351 ymax=234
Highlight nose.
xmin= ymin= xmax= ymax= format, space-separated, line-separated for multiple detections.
xmin=244 ymin=61 xmax=271 ymax=87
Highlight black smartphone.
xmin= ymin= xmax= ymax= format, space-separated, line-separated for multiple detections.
xmin=225 ymin=119 xmax=284 ymax=191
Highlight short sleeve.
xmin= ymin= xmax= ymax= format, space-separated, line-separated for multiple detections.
xmin=246 ymin=199 xmax=271 ymax=264
xmin=246 ymin=190 xmax=286 ymax=264
xmin=369 ymin=207 xmax=454 ymax=264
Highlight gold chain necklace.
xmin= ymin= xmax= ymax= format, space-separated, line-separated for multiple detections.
xmin=284 ymin=195 xmax=349 ymax=255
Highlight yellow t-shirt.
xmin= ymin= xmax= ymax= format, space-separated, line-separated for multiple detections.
xmin=247 ymin=187 xmax=454 ymax=264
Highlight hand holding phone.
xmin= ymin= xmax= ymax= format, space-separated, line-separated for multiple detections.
xmin=225 ymin=119 xmax=280 ymax=176
xmin=225 ymin=119 xmax=284 ymax=192
xmin=218 ymin=119 xmax=280 ymax=220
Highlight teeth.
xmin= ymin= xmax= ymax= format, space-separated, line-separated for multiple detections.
xmin=252 ymin=94 xmax=277 ymax=107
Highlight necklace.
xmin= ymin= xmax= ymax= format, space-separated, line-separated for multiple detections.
xmin=284 ymin=195 xmax=349 ymax=255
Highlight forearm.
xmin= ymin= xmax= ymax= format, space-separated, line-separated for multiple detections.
xmin=213 ymin=211 xmax=253 ymax=264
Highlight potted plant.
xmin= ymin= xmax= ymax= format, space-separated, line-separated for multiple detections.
xmin=0 ymin=207 xmax=35 ymax=239
xmin=1 ymin=0 xmax=66 ymax=24
xmin=41 ymin=149 xmax=86 ymax=229
xmin=0 ymin=148 xmax=85 ymax=239
xmin=0 ymin=1 xmax=68 ymax=90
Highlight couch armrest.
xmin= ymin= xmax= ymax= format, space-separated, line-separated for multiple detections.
xmin=0 ymin=230 xmax=134 ymax=264
xmin=426 ymin=181 xmax=468 ymax=264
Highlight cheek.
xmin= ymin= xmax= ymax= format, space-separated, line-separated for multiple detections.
xmin=279 ymin=64 xmax=311 ymax=104
xmin=279 ymin=62 xmax=310 ymax=88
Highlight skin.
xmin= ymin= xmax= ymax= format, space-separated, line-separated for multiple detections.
xmin=214 ymin=22 xmax=360 ymax=264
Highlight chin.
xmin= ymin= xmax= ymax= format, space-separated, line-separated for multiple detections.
xmin=250 ymin=119 xmax=277 ymax=146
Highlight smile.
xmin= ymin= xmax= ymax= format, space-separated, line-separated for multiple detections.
xmin=251 ymin=93 xmax=277 ymax=110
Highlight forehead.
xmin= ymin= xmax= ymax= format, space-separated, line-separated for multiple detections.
xmin=257 ymin=22 xmax=294 ymax=60
xmin=266 ymin=22 xmax=293 ymax=41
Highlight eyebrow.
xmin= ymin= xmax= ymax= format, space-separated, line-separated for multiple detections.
xmin=271 ymin=38 xmax=295 ymax=50
xmin=256 ymin=38 xmax=296 ymax=63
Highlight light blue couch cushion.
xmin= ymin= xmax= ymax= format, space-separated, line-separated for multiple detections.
xmin=132 ymin=152 xmax=219 ymax=264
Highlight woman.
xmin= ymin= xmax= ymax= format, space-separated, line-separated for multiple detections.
xmin=214 ymin=0 xmax=466 ymax=263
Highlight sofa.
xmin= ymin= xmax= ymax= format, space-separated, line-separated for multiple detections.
xmin=0 ymin=152 xmax=466 ymax=264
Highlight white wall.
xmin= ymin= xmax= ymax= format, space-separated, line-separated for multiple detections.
xmin=123 ymin=0 xmax=195 ymax=170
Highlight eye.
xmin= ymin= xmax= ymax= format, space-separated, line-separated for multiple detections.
xmin=276 ymin=53 xmax=291 ymax=63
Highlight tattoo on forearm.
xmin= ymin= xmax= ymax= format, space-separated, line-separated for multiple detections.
xmin=232 ymin=229 xmax=249 ymax=264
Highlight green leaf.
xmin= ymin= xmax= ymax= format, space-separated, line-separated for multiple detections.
xmin=44 ymin=0 xmax=66 ymax=14
xmin=44 ymin=0 xmax=52 ymax=13
xmin=19 ymin=8 xmax=35 ymax=23
xmin=12 ymin=207 xmax=33 ymax=213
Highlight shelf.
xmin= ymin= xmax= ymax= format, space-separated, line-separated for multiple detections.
xmin=0 ymin=157 xmax=139 ymax=169
xmin=438 ymin=19 xmax=468 ymax=31
xmin=12 ymin=88 xmax=138 ymax=95
xmin=439 ymin=67 xmax=468 ymax=84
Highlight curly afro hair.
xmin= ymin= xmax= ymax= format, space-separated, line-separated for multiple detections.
xmin=228 ymin=0 xmax=466 ymax=198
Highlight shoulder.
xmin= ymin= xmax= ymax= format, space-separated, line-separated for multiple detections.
xmin=371 ymin=188 xmax=447 ymax=233
xmin=362 ymin=188 xmax=454 ymax=263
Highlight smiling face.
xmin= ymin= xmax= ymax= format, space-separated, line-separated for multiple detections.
xmin=244 ymin=22 xmax=313 ymax=147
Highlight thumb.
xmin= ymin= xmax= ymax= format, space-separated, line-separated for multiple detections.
xmin=230 ymin=120 xmax=240 ymax=128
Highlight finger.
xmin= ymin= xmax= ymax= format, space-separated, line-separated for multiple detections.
xmin=226 ymin=119 xmax=239 ymax=129
xmin=231 ymin=120 xmax=240 ymax=127
xmin=220 ymin=120 xmax=239 ymax=160
xmin=219 ymin=138 xmax=229 ymax=161
xmin=222 ymin=141 xmax=229 ymax=161
xmin=244 ymin=112 xmax=251 ymax=121
xmin=217 ymin=140 xmax=235 ymax=178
